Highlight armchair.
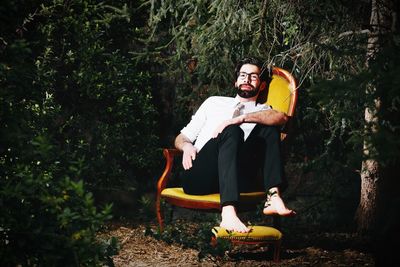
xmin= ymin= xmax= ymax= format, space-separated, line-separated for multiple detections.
xmin=156 ymin=67 xmax=298 ymax=231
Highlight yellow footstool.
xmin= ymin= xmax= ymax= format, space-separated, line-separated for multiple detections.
xmin=211 ymin=225 xmax=282 ymax=262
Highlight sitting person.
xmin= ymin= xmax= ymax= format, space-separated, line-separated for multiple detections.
xmin=174 ymin=57 xmax=295 ymax=233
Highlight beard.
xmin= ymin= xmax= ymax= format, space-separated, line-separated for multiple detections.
xmin=236 ymin=84 xmax=260 ymax=98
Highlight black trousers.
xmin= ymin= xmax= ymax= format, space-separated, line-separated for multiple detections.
xmin=182 ymin=124 xmax=285 ymax=206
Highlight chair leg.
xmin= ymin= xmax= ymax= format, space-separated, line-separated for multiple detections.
xmin=273 ymin=239 xmax=281 ymax=262
xmin=156 ymin=195 xmax=164 ymax=232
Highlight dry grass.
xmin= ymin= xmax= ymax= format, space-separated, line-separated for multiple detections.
xmin=100 ymin=220 xmax=374 ymax=267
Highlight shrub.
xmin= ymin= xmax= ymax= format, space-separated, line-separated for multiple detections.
xmin=0 ymin=155 xmax=118 ymax=266
xmin=1 ymin=0 xmax=159 ymax=264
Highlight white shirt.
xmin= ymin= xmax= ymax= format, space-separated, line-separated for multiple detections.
xmin=181 ymin=96 xmax=270 ymax=151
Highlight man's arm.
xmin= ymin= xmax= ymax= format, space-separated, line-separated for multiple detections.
xmin=175 ymin=133 xmax=197 ymax=170
xmin=212 ymin=109 xmax=289 ymax=138
xmin=242 ymin=109 xmax=289 ymax=126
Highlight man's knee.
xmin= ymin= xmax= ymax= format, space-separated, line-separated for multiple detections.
xmin=254 ymin=124 xmax=280 ymax=139
xmin=221 ymin=124 xmax=244 ymax=140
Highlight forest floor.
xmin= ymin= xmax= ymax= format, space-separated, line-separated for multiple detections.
xmin=101 ymin=211 xmax=375 ymax=267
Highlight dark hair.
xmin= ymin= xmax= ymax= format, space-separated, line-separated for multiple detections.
xmin=234 ymin=57 xmax=270 ymax=83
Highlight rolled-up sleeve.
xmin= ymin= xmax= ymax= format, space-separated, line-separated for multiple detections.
xmin=258 ymin=103 xmax=272 ymax=111
xmin=180 ymin=98 xmax=209 ymax=142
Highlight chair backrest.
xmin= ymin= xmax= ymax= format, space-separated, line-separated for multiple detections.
xmin=265 ymin=67 xmax=297 ymax=116
xmin=263 ymin=67 xmax=298 ymax=140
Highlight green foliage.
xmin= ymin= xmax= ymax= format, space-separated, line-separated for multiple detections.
xmin=291 ymin=38 xmax=400 ymax=228
xmin=145 ymin=0 xmax=370 ymax=129
xmin=1 ymin=0 xmax=159 ymax=264
xmin=32 ymin=0 xmax=159 ymax=191
xmin=0 ymin=125 xmax=118 ymax=265
xmin=0 ymin=160 xmax=118 ymax=266
xmin=308 ymin=37 xmax=400 ymax=166
xmin=138 ymin=194 xmax=156 ymax=221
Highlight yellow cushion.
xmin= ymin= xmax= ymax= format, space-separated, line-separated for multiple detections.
xmin=161 ymin=187 xmax=265 ymax=204
xmin=266 ymin=74 xmax=293 ymax=114
xmin=212 ymin=225 xmax=282 ymax=241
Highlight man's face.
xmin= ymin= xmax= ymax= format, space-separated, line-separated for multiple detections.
xmin=235 ymin=64 xmax=263 ymax=99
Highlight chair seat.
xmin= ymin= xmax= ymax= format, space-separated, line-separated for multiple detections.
xmin=161 ymin=187 xmax=266 ymax=209
xmin=211 ymin=225 xmax=282 ymax=261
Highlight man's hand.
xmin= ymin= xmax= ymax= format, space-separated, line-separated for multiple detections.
xmin=212 ymin=115 xmax=245 ymax=138
xmin=182 ymin=142 xmax=197 ymax=170
xmin=174 ymin=133 xmax=197 ymax=170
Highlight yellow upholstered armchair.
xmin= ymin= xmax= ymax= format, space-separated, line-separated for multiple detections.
xmin=156 ymin=67 xmax=298 ymax=231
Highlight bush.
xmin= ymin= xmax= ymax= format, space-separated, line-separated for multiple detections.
xmin=33 ymin=0 xmax=159 ymax=192
xmin=1 ymin=0 xmax=158 ymax=264
xmin=0 ymin=157 xmax=118 ymax=266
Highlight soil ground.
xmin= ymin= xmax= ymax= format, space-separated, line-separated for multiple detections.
xmin=102 ymin=216 xmax=375 ymax=267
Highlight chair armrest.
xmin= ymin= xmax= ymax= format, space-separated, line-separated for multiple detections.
xmin=156 ymin=148 xmax=183 ymax=195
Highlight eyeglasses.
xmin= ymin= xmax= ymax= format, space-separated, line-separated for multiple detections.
xmin=238 ymin=72 xmax=260 ymax=81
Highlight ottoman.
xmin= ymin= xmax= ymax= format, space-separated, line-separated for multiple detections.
xmin=211 ymin=225 xmax=282 ymax=262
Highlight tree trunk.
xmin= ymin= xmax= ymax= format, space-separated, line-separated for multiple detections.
xmin=356 ymin=0 xmax=393 ymax=233
xmin=356 ymin=0 xmax=396 ymax=232
xmin=357 ymin=158 xmax=379 ymax=232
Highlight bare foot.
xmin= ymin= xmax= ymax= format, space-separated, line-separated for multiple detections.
xmin=220 ymin=205 xmax=249 ymax=233
xmin=263 ymin=192 xmax=296 ymax=216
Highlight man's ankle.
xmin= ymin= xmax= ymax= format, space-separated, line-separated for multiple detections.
xmin=221 ymin=204 xmax=236 ymax=214
xmin=267 ymin=187 xmax=280 ymax=201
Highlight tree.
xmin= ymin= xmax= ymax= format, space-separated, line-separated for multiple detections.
xmin=356 ymin=0 xmax=397 ymax=232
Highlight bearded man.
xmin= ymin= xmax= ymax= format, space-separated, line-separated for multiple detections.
xmin=174 ymin=57 xmax=295 ymax=233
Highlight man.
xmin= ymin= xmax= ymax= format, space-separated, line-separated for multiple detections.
xmin=174 ymin=57 xmax=295 ymax=233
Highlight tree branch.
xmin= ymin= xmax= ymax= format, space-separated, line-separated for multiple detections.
xmin=338 ymin=29 xmax=371 ymax=39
